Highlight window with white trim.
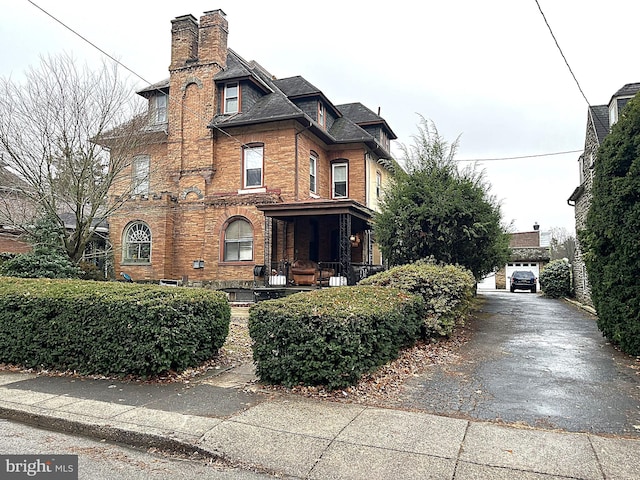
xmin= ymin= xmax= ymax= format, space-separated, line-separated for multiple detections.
xmin=132 ymin=155 xmax=150 ymax=195
xmin=122 ymin=222 xmax=151 ymax=264
xmin=224 ymin=83 xmax=239 ymax=114
xmin=224 ymin=218 xmax=253 ymax=261
xmin=243 ymin=144 xmax=263 ymax=188
xmin=376 ymin=170 xmax=382 ymax=198
xmin=310 ymin=151 xmax=318 ymax=194
xmin=149 ymin=94 xmax=167 ymax=124
xmin=332 ymin=162 xmax=348 ymax=198
xmin=318 ymin=102 xmax=325 ymax=128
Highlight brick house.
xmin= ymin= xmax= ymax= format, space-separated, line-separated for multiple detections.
xmin=494 ymin=225 xmax=550 ymax=290
xmin=0 ymin=163 xmax=31 ymax=255
xmin=568 ymin=82 xmax=640 ymax=306
xmin=107 ymin=10 xmax=397 ymax=298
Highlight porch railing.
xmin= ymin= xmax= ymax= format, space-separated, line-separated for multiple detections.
xmin=254 ymin=261 xmax=385 ymax=288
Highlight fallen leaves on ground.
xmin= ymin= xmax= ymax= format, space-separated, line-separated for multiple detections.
xmin=261 ymin=322 xmax=472 ymax=407
xmin=0 ymin=313 xmax=471 ymax=406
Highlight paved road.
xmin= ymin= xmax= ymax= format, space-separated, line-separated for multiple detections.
xmin=399 ymin=290 xmax=640 ymax=437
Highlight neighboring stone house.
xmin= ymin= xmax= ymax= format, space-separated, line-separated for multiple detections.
xmin=494 ymin=225 xmax=550 ymax=290
xmin=568 ymin=82 xmax=640 ymax=306
xmin=107 ymin=10 xmax=397 ymax=298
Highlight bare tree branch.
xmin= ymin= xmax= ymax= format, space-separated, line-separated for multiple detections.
xmin=0 ymin=53 xmax=147 ymax=262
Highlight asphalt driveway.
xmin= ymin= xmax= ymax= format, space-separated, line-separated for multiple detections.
xmin=398 ymin=290 xmax=640 ymax=437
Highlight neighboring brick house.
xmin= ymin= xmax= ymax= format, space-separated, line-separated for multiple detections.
xmin=568 ymin=82 xmax=640 ymax=306
xmin=107 ymin=10 xmax=397 ymax=298
xmin=494 ymin=225 xmax=550 ymax=290
xmin=0 ymin=163 xmax=31 ymax=255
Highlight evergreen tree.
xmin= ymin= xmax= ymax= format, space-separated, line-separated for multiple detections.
xmin=0 ymin=216 xmax=80 ymax=278
xmin=582 ymin=94 xmax=640 ymax=355
xmin=375 ymin=117 xmax=510 ymax=279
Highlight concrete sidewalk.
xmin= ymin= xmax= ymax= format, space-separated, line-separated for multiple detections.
xmin=0 ymin=371 xmax=639 ymax=479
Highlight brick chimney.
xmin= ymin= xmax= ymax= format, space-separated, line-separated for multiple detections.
xmin=198 ymin=9 xmax=228 ymax=68
xmin=170 ymin=14 xmax=199 ymax=70
xmin=170 ymin=10 xmax=228 ymax=71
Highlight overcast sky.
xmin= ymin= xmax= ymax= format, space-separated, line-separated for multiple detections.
xmin=2 ymin=0 xmax=639 ymax=235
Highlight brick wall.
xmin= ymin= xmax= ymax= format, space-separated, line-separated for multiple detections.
xmin=0 ymin=233 xmax=30 ymax=254
xmin=509 ymin=231 xmax=540 ymax=248
xmin=108 ymin=10 xmax=382 ymax=286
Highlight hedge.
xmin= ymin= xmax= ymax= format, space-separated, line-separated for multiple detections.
xmin=248 ymin=286 xmax=424 ymax=389
xmin=359 ymin=261 xmax=476 ymax=337
xmin=539 ymin=260 xmax=572 ymax=298
xmin=0 ymin=277 xmax=230 ymax=377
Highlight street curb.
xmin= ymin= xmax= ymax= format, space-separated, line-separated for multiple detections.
xmin=0 ymin=404 xmax=215 ymax=459
xmin=564 ymin=297 xmax=597 ymax=316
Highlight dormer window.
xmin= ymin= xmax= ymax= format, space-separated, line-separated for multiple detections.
xmin=317 ymin=102 xmax=325 ymax=128
xmin=609 ymin=102 xmax=617 ymax=128
xmin=149 ymin=94 xmax=167 ymax=124
xmin=224 ymin=83 xmax=239 ymax=114
xmin=380 ymin=129 xmax=389 ymax=151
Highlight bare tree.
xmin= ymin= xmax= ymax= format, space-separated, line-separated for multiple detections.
xmin=0 ymin=53 xmax=146 ymax=262
xmin=549 ymin=227 xmax=576 ymax=263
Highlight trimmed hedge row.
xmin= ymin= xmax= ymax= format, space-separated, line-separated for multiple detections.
xmin=248 ymin=286 xmax=424 ymax=389
xmin=359 ymin=261 xmax=476 ymax=337
xmin=0 ymin=277 xmax=230 ymax=377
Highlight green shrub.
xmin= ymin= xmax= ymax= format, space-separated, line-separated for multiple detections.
xmin=249 ymin=286 xmax=424 ymax=389
xmin=359 ymin=260 xmax=475 ymax=337
xmin=0 ymin=277 xmax=230 ymax=377
xmin=539 ymin=260 xmax=572 ymax=298
xmin=0 ymin=251 xmax=80 ymax=279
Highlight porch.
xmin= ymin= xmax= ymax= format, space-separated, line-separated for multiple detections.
xmin=254 ymin=199 xmax=384 ymax=294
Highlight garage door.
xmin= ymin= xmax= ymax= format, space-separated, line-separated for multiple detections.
xmin=505 ymin=262 xmax=540 ymax=290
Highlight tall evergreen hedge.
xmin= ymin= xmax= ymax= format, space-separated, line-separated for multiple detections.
xmin=582 ymin=94 xmax=640 ymax=355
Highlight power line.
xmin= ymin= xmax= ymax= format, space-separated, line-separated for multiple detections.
xmin=533 ymin=0 xmax=591 ymax=107
xmin=533 ymin=1 xmax=612 ymax=144
xmin=456 ymin=149 xmax=581 ymax=162
xmin=24 ymin=2 xmax=588 ymax=170
xmin=26 ymin=1 xmax=245 ymax=146
xmin=27 ymin=1 xmax=153 ymax=87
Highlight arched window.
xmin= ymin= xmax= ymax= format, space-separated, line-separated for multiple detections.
xmin=224 ymin=218 xmax=253 ymax=261
xmin=122 ymin=222 xmax=151 ymax=264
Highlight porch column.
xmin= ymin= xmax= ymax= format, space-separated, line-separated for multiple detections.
xmin=263 ymin=216 xmax=272 ymax=281
xmin=339 ymin=213 xmax=353 ymax=284
xmin=367 ymin=228 xmax=373 ymax=264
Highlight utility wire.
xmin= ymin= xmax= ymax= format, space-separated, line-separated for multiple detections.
xmin=533 ymin=0 xmax=611 ymax=145
xmin=26 ymin=0 xmax=589 ymax=165
xmin=533 ymin=0 xmax=591 ymax=107
xmin=27 ymin=0 xmax=238 ymax=145
xmin=28 ymin=0 xmax=152 ymax=87
xmin=456 ymin=149 xmax=581 ymax=162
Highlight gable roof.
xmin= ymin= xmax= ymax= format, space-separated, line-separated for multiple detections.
xmin=207 ymin=50 xmax=394 ymax=158
xmin=137 ymin=78 xmax=170 ymax=98
xmin=589 ymin=105 xmax=609 ymax=145
xmin=338 ymin=102 xmax=397 ymax=139
xmin=273 ymin=76 xmax=321 ymax=98
xmin=611 ymin=82 xmax=640 ymax=100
